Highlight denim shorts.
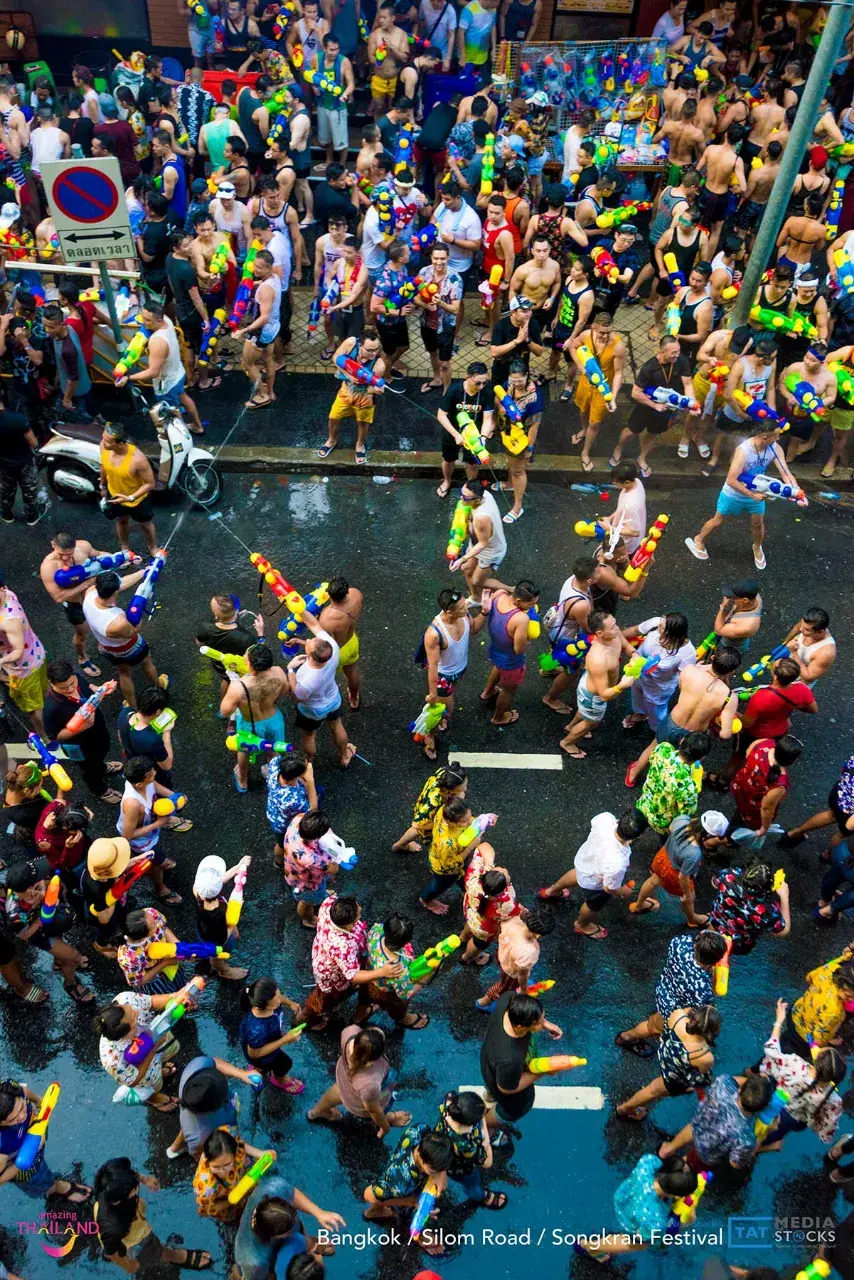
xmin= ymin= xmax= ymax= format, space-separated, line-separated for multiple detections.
xmin=235 ymin=708 xmax=286 ymax=743
xmin=292 ymin=879 xmax=328 ymax=906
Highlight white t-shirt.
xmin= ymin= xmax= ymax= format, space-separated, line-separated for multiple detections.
xmin=267 ymin=229 xmax=293 ymax=290
xmin=562 ymin=126 xmax=584 ymax=183
xmin=574 ymin=812 xmax=631 ymax=892
xmin=294 ymin=630 xmax=341 ymax=717
xmin=614 ymin=480 xmax=647 ymax=555
xmin=361 ymin=206 xmax=387 ymax=273
xmin=433 ymin=200 xmax=483 ymax=272
xmin=653 ymin=10 xmax=685 ymax=42
xmin=418 ymin=0 xmax=458 ymax=59
xmin=635 ymin=617 xmax=697 ymax=701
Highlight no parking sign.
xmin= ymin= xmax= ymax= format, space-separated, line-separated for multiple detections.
xmin=42 ymin=157 xmax=135 ymax=261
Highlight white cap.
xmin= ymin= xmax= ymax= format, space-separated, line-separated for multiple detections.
xmin=217 ymin=181 xmax=236 ymax=198
xmin=0 ymin=202 xmax=20 ymax=230
xmin=193 ymin=854 xmax=226 ymax=899
xmin=700 ymin=810 xmax=728 ymax=837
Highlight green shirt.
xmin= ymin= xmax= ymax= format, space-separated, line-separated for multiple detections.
xmin=637 ymin=742 xmax=699 ymax=834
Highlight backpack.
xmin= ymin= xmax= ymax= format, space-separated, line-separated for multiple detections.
xmin=413 ymin=623 xmax=446 ymax=668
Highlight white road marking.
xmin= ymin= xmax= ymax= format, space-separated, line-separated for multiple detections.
xmin=4 ymin=742 xmax=72 ymax=761
xmin=450 ymin=752 xmax=564 ymax=771
xmin=460 ymin=1085 xmax=604 ymax=1110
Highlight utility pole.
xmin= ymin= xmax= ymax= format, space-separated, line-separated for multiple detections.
xmin=730 ymin=2 xmax=851 ymax=329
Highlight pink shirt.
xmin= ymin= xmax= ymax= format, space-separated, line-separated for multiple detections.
xmin=311 ymin=895 xmax=368 ymax=993
xmin=497 ymin=916 xmax=540 ymax=980
xmin=0 ymin=588 xmax=45 ymax=679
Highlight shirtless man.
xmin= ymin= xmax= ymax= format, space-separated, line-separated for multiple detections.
xmin=683 ymin=324 xmax=742 ymax=458
xmin=780 ymin=344 xmax=837 ymax=462
xmin=626 ymin=645 xmax=741 ymax=784
xmin=744 ymin=79 xmax=786 ymax=162
xmin=655 ymin=100 xmax=705 ymax=181
xmin=220 ymin=641 xmax=289 ymax=792
xmin=696 ymin=77 xmax=722 ymax=143
xmin=709 ymin=581 xmax=763 ymax=651
xmin=457 ymin=89 xmax=498 ymax=128
xmin=40 ymin=533 xmax=138 ymax=678
xmin=560 ymin=611 xmax=635 ymax=760
xmin=663 ymin=72 xmax=697 ymax=123
xmin=509 ymin=237 xmax=561 ymax=331
xmin=775 ymin=193 xmax=826 ymax=281
xmin=738 ymin=141 xmax=782 ymax=246
xmin=319 ymin=576 xmax=364 ymax=710
xmin=697 ymin=125 xmax=745 ymax=254
xmin=189 ymin=213 xmax=236 ymax=317
xmin=367 ymin=2 xmax=410 ymax=121
xmin=784 ymin=608 xmax=837 ymax=686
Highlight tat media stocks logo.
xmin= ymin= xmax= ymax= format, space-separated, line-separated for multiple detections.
xmin=16 ymin=1208 xmax=97 ymax=1258
xmin=728 ymin=1216 xmax=836 ymax=1249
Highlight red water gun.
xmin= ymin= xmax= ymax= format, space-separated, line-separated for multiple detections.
xmin=249 ymin=552 xmax=295 ymax=604
xmin=624 ymin=514 xmax=670 ymax=582
xmin=64 ymin=681 xmax=117 ymax=736
xmin=103 ymin=857 xmax=153 ymax=910
xmin=592 ymin=245 xmax=620 ymax=284
xmin=416 ymin=278 xmax=439 ymax=304
xmin=334 ymin=354 xmax=386 ymax=388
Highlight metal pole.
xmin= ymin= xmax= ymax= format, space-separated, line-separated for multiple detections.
xmin=729 ymin=2 xmax=851 ymax=330
xmin=7 ymin=261 xmax=141 ymax=281
xmin=99 ymin=260 xmax=125 ymax=346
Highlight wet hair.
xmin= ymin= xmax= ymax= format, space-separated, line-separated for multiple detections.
xmin=251 ymin=215 xmax=271 ymax=233
xmin=805 ymin=193 xmax=824 ymax=218
xmin=124 ymin=755 xmax=156 ymax=784
xmin=695 ymin=929 xmax=727 ymax=967
xmin=767 ymin=140 xmax=783 ymax=160
xmin=247 ymin=642 xmax=274 ymax=672
xmin=253 ymin=1196 xmax=298 ymax=1244
xmin=507 ymin=993 xmax=543 ymax=1029
xmin=512 ymin=579 xmax=539 ymax=604
xmin=524 ymin=907 xmax=555 ymax=938
xmin=657 ymin=1154 xmax=698 ymax=1198
xmin=203 ymin=1127 xmax=238 ymax=1161
xmin=92 ymin=1158 xmax=140 ymax=1256
xmin=680 ymin=731 xmax=711 ymax=763
xmin=740 ymin=1074 xmax=774 ymax=1113
xmin=685 ymin=1005 xmax=721 ymax=1044
xmin=298 ymin=810 xmax=331 ymax=843
xmin=0 ymin=1081 xmax=24 ymax=1122
xmin=93 ymin=1001 xmax=133 ymax=1041
xmin=466 ymin=360 xmax=488 ymax=377
xmin=326 ymin=576 xmax=349 ymax=602
xmin=388 ymin=242 xmax=409 ymax=264
xmin=710 ymin=646 xmax=741 ymax=676
xmin=47 ymin=657 xmax=75 ymax=684
xmin=659 ymin=612 xmax=689 ymax=652
xmin=57 ymin=805 xmax=90 ymax=833
xmin=772 ymin=734 xmax=802 ymax=773
xmin=803 ymin=607 xmax=830 ymax=631
xmin=124 ymin=909 xmax=151 ymax=942
xmin=833 ymin=962 xmax=854 ymax=994
xmin=617 ymin=809 xmax=646 ymax=841
xmin=813 ymin=1047 xmax=846 ymax=1086
xmin=445 ymin=1090 xmax=486 ymax=1126
xmin=435 ymin=761 xmax=467 ymax=791
xmin=442 ymin=795 xmax=471 ymax=825
xmin=240 ymin=977 xmax=279 ymax=1013
xmin=743 ymin=860 xmax=774 ymax=894
xmin=508 ymin=358 xmax=528 ymax=378
xmin=772 ymin=656 xmax=801 ymax=686
xmin=286 ymin=1257 xmax=325 ymax=1280
xmin=345 ymin=1026 xmax=386 ymax=1076
xmin=278 ymin=750 xmax=309 ymax=781
xmin=477 ymin=869 xmax=508 ymax=916
xmin=137 ymin=686 xmax=168 ymax=716
xmin=587 ymin=609 xmax=611 ymax=635
xmin=383 ymin=912 xmax=414 ymax=949
xmin=442 ymin=178 xmax=462 ymax=199
xmin=612 ymin=461 xmax=638 ymax=484
xmin=545 ymin=183 xmax=566 ymax=210
xmin=329 ymin=896 xmax=360 ymax=927
xmin=418 ymin=1130 xmax=453 ymax=1172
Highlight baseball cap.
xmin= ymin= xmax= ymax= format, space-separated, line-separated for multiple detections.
xmin=509 ymin=296 xmax=533 ymax=312
xmin=193 ymin=855 xmax=226 ymax=901
xmin=87 ymin=837 xmax=131 ymax=881
xmin=734 ymin=74 xmax=754 ymax=89
xmin=525 ymin=91 xmax=549 ymax=109
xmin=700 ymin=810 xmax=728 ymax=837
xmin=5 ymin=857 xmax=52 ymax=892
xmin=181 ymin=1066 xmax=229 ymax=1113
xmin=100 ymin=95 xmax=119 ymax=119
xmin=506 ymin=133 xmax=527 ymax=156
xmin=722 ymin=577 xmax=760 ymax=599
xmin=0 ymin=202 xmax=20 ymax=230
xmin=618 ymin=223 xmax=638 ymax=236
xmin=217 ymin=181 xmax=236 ymax=198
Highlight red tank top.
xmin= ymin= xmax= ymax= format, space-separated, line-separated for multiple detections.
xmin=482 ymin=219 xmax=509 ymax=276
xmin=503 ymin=196 xmax=524 ymax=255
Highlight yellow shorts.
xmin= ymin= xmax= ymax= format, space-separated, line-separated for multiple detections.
xmin=829 ymin=404 xmax=854 ymax=431
xmin=370 ymin=74 xmax=397 ymax=101
xmin=574 ymin=375 xmax=609 ymax=427
xmin=338 ymin=632 xmax=360 ymax=667
xmin=692 ymin=370 xmax=723 ymax=414
xmin=329 ymin=390 xmax=374 ymax=423
xmin=7 ymin=663 xmax=48 ymax=713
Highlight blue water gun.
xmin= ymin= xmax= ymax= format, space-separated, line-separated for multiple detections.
xmin=126 ymin=554 xmax=166 ymax=627
xmin=54 ymin=550 xmax=134 ymax=588
xmin=742 ymin=643 xmax=791 ymax=684
xmin=307 ymin=292 xmax=321 ymax=339
xmin=409 ymin=1178 xmax=440 ymax=1241
xmin=650 ymin=44 xmax=667 ymax=87
xmin=277 ymin=581 xmax=330 ymax=656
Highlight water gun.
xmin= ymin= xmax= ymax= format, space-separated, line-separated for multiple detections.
xmin=321 ymin=275 xmax=341 ymax=312
xmin=14 ymin=1083 xmax=61 ymax=1172
xmin=631 ymin=52 xmax=648 ymax=87
xmin=410 ymin=703 xmax=445 ymax=743
xmin=249 ymin=552 xmax=308 ymax=613
xmin=772 ymin=868 xmax=786 ymax=893
xmin=152 ymin=791 xmax=188 ymax=817
xmin=38 ymin=232 xmax=61 ymax=261
xmin=529 ymin=1056 xmax=587 ymax=1074
xmin=576 ymin=343 xmax=614 ymax=402
xmin=650 ymin=43 xmax=667 ymax=87
xmin=665 ymin=302 xmax=682 ymax=336
xmin=125 ymin=553 xmax=166 ymax=626
xmin=273 ymin=1 xmax=297 ymax=38
xmin=147 ymin=974 xmax=205 ymax=1041
xmin=104 ymin=857 xmax=152 ymax=909
xmin=749 ymin=305 xmax=819 ymax=340
xmin=595 ymin=201 xmax=652 ymax=230
xmin=228 ymin=240 xmax=261 ymax=329
xmin=268 ymin=110 xmax=289 ymax=146
xmin=591 ymin=246 xmax=619 ymax=285
xmin=624 ymin=514 xmax=669 ymax=582
xmin=332 ymin=355 xmax=386 ymax=393
xmin=601 ymin=51 xmax=615 ymax=91
xmin=713 ymin=935 xmax=732 ymax=995
xmin=574 ymin=519 xmax=606 ymax=539
xmin=317 ymin=829 xmax=358 ymax=871
xmin=826 ymin=179 xmax=844 ymax=240
xmin=478 ymin=263 xmax=504 ymax=309
xmin=495 ymin=385 xmax=528 ymax=453
xmin=410 ymin=1177 xmax=439 ymax=1240
xmin=228 ymin=1151 xmax=277 ymax=1206
xmin=731 ymin=389 xmax=789 ymax=431
xmin=668 ymin=1170 xmax=712 ymax=1229
xmin=416 ymin=278 xmax=439 ymax=305
xmin=662 ymin=251 xmax=685 ymax=291
xmin=784 ymin=375 xmax=826 ymax=421
xmin=199 ymin=645 xmax=250 ymax=675
xmin=277 ymin=581 xmax=329 ymax=653
xmin=645 ymin=387 xmax=699 ymax=412
xmin=27 ymin=734 xmax=72 ymax=793
xmin=0 ymin=226 xmax=35 ymax=260
xmin=227 ymin=857 xmax=251 ymax=927
xmin=291 ymin=39 xmax=304 ymax=69
xmin=394 ymin=121 xmax=417 ymax=173
xmin=797 ymin=1262 xmax=831 ymax=1280
xmin=582 ymin=53 xmax=598 ymax=96
xmin=411 ymin=224 xmax=437 ymax=254
xmin=830 ymin=360 xmax=854 ymax=404
xmin=539 ymin=632 xmax=591 ymax=674
xmin=527 ymin=606 xmax=541 ymax=640
xmin=708 ymin=363 xmax=729 ymax=389
xmin=375 ymin=39 xmax=388 ymax=63
xmin=459 ymin=813 xmax=498 ymax=849
xmin=754 ymin=1085 xmax=790 ymax=1142
xmin=446 ymin=500 xmax=471 ymax=562
xmin=480 ymin=132 xmax=496 ymax=196
xmin=64 ymin=681 xmax=117 ymax=736
xmin=303 ymin=67 xmax=342 ymax=96
xmin=375 ymin=189 xmax=395 ymax=244
xmin=198 ymin=307 xmax=227 ymax=367
xmin=495 ymin=383 xmax=523 ymax=425
xmin=148 ymin=941 xmax=229 ymax=963
xmin=226 ymin=730 xmax=294 ymax=756
xmin=358 ymin=15 xmax=369 ymax=40
xmin=695 ymin=630 xmax=718 ymax=661
xmin=307 ymin=291 xmax=321 ymax=339
xmin=834 ymin=246 xmax=854 ymax=296
xmin=458 ymin=412 xmax=490 ymax=464
xmin=212 ymin=13 xmax=226 ymax=52
xmin=54 ymin=549 xmax=134 ymax=588
xmin=830 ymin=143 xmax=854 ymax=161
xmin=40 ymin=875 xmax=61 ymax=927
xmin=623 ymin=653 xmax=661 ymax=679
xmin=527 ymin=980 xmax=555 ymax=997
xmin=721 ymin=280 xmax=742 ymax=302
xmin=113 ymin=330 xmax=150 ymax=382
xmin=208 ymin=242 xmax=230 ymax=279
xmin=519 ymin=60 xmax=537 ymax=94
xmin=738 ymin=472 xmax=806 ymax=504
xmin=382 ymin=277 xmax=418 ymax=313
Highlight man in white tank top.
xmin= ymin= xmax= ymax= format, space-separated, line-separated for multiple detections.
xmin=82 ymin=570 xmax=167 ymax=708
xmin=787 ymin=607 xmax=837 ymax=686
xmin=420 ymin=587 xmax=489 ymax=758
xmin=29 ymin=106 xmax=69 ymax=176
xmin=454 ymin=479 xmax=508 ymax=604
xmin=118 ymin=757 xmax=182 ymax=904
xmin=115 ymin=299 xmax=205 ymax=435
xmin=542 ymin=556 xmax=598 ymax=713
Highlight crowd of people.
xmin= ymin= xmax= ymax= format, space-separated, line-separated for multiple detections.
xmin=1 ymin=0 xmax=854 ymax=1277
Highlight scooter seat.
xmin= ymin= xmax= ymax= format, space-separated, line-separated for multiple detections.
xmin=50 ymin=419 xmax=105 ymax=445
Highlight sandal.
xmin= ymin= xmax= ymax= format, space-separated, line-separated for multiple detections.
xmin=574 ymin=923 xmax=608 ymax=940
xmin=581 ymin=458 xmax=594 ymax=472
xmin=317 ymin=443 xmax=337 ymax=459
xmin=624 ymin=762 xmax=639 ymax=788
xmin=638 ymin=462 xmax=652 ymax=478
xmin=176 ymin=1250 xmax=212 ymax=1270
xmin=617 ymin=1106 xmax=649 ymax=1121
xmin=155 ymin=888 xmax=183 ymax=906
xmin=57 ymin=1181 xmax=92 ymax=1204
xmin=320 ymin=347 xmax=334 ymax=361
xmin=308 ymin=1107 xmax=344 ymax=1123
xmin=607 ymin=454 xmax=620 ymax=468
xmin=170 ymin=818 xmax=193 ymax=832
xmin=538 ymin=887 xmax=571 ymax=900
xmin=79 ymin=658 xmax=101 ymax=678
xmin=148 ymin=1095 xmax=179 ymax=1113
xmin=475 ymin=335 xmax=492 ymax=347
xmin=490 ymin=709 xmax=519 ymax=727
xmin=490 ymin=1129 xmax=510 ymax=1147
xmin=560 ymin=387 xmax=573 ymax=401
xmin=503 ymin=509 xmax=524 ymax=524
xmin=401 ymin=1012 xmax=430 ymax=1029
xmin=15 ymin=983 xmax=49 ymax=1004
xmin=233 ymin=768 xmax=248 ymax=794
xmin=270 ymin=1075 xmax=305 ymax=1095
xmin=420 ymin=380 xmax=442 ymax=394
xmin=63 ymin=979 xmax=94 ymax=1005
xmin=436 ymin=482 xmax=451 ymax=498
xmin=355 ymin=448 xmax=367 ymax=464
xmin=615 ymin=1032 xmax=656 ymax=1058
xmin=483 ymin=1191 xmax=508 ymax=1209
xmin=628 ymin=899 xmax=660 ymax=914
xmin=461 ymin=953 xmax=491 ymax=967
xmin=100 ymin=788 xmax=122 ymax=804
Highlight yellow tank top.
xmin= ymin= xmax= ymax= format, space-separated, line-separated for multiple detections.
xmin=101 ymin=444 xmax=144 ymax=507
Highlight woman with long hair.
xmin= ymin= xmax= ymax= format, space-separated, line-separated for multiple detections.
xmin=616 ymin=1005 xmax=720 ymax=1121
xmin=307 ymin=1024 xmax=411 ymax=1136
xmin=93 ymin=1157 xmax=211 ymax=1270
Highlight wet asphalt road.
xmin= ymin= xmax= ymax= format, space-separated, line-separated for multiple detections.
xmin=2 ymin=468 xmax=854 ymax=1280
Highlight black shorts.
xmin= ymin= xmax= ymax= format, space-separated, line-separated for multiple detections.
xmin=626 ymin=406 xmax=672 ymax=436
xmin=377 ymin=318 xmax=409 ymax=355
xmin=580 ymin=886 xmax=612 ymax=912
xmin=655 ymin=276 xmax=675 ymax=297
xmin=101 ymin=638 xmax=151 ymax=669
xmin=331 ymin=306 xmax=365 ymax=342
xmin=63 ymin=600 xmax=86 ymax=626
xmin=0 ymin=933 xmax=15 ymax=966
xmin=295 ymin=705 xmax=342 ymax=731
xmin=714 ymin=408 xmax=743 ymax=434
xmin=441 ymin=434 xmax=479 ymax=465
xmin=178 ymin=312 xmax=204 ymax=354
xmin=699 ymin=188 xmax=730 ymax=227
xmin=293 ymin=151 xmax=311 ymax=178
xmin=105 ymin=496 xmax=155 ymax=524
xmin=421 ymin=325 xmax=454 ymax=362
xmin=830 ymin=785 xmax=854 ymax=834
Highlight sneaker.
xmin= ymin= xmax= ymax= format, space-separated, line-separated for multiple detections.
xmin=753 ymin=544 xmax=767 ymax=570
xmin=26 ymin=504 xmax=48 ymax=527
xmin=0 ymin=513 xmax=13 ymax=524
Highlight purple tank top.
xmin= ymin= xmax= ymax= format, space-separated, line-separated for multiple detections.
xmin=487 ymin=597 xmax=525 ymax=670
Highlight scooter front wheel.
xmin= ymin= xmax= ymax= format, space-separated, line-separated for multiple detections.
xmin=178 ymin=459 xmax=223 ymax=508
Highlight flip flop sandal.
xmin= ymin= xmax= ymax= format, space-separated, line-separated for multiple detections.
xmin=624 ymin=762 xmax=639 ymax=788
xmin=402 ymin=1012 xmax=430 ymax=1029
xmin=16 ymin=983 xmax=49 ymax=1003
xmin=490 ymin=1129 xmax=510 ymax=1147
xmin=233 ymin=768 xmax=248 ymax=794
xmin=270 ymin=1075 xmax=306 ymax=1094
xmin=538 ymin=887 xmax=571 ymax=900
xmin=180 ymin=1250 xmax=212 ymax=1270
xmin=483 ymin=1192 xmax=508 ymax=1209
xmin=617 ymin=1106 xmax=649 ymax=1121
xmin=355 ymin=449 xmax=368 ymax=464
xmin=155 ymin=889 xmax=183 ymax=906
xmin=629 ymin=899 xmax=661 ymax=914
xmin=58 ymin=1182 xmax=92 ymax=1203
xmin=608 ymin=454 xmax=620 ymax=467
xmin=560 ymin=388 xmax=573 ymax=401
xmin=197 ymin=375 xmax=223 ymax=390
xmin=574 ymin=923 xmax=608 ymax=940
xmin=581 ymin=458 xmax=594 ymax=472
xmin=491 ymin=709 xmax=519 ymax=726
xmin=171 ymin=818 xmax=193 ymax=832
xmin=475 ymin=335 xmax=492 ymax=347
xmin=63 ymin=980 xmax=95 ymax=1005
xmin=436 ymin=483 xmax=451 ymax=498
xmin=320 ymin=348 xmax=334 ymax=361
xmin=639 ymin=463 xmax=652 ymax=478
xmin=615 ymin=1032 xmax=656 ymax=1058
xmin=79 ymin=659 xmax=101 ymax=678
xmin=308 ymin=1108 xmax=344 ymax=1123
xmin=317 ymin=443 xmax=337 ymax=458
xmin=420 ymin=380 xmax=442 ymax=394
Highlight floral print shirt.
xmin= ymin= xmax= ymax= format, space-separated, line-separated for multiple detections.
xmin=655 ymin=934 xmax=714 ymax=1019
xmin=792 ymin=961 xmax=849 ymax=1047
xmin=691 ymin=1075 xmax=757 ymax=1169
xmin=193 ymin=1126 xmax=251 ymax=1221
xmin=117 ymin=908 xmax=171 ymax=989
xmin=412 ymin=771 xmax=445 ymax=836
xmin=435 ymin=1094 xmax=487 ymax=1177
xmin=637 ymin=742 xmax=699 ymax=834
xmin=371 ymin=1122 xmax=429 ymax=1200
xmin=708 ymin=868 xmax=784 ymax=955
xmin=463 ymin=846 xmax=520 ymax=940
xmin=760 ymin=1035 xmax=842 ymax=1143
xmin=265 ymin=762 xmax=309 ymax=834
xmin=99 ymin=991 xmax=156 ymax=1087
xmin=367 ymin=922 xmax=415 ymax=999
xmin=311 ymin=895 xmax=368 ymax=993
xmin=613 ymin=1153 xmax=673 ymax=1244
xmin=428 ymin=809 xmax=467 ymax=876
xmin=283 ymin=813 xmax=332 ymax=891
